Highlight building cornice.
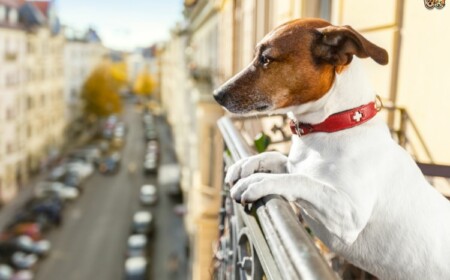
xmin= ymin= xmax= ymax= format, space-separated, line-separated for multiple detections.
xmin=187 ymin=0 xmax=220 ymax=33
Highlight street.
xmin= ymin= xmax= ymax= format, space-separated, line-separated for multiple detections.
xmin=35 ymin=103 xmax=188 ymax=280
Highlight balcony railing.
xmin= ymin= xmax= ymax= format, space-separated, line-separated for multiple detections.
xmin=213 ymin=104 xmax=450 ymax=279
xmin=384 ymin=103 xmax=450 ymax=196
xmin=214 ymin=116 xmax=338 ymax=280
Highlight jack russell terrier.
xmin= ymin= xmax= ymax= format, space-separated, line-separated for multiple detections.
xmin=213 ymin=18 xmax=450 ymax=280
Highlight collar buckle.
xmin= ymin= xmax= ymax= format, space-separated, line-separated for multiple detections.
xmin=290 ymin=120 xmax=312 ymax=136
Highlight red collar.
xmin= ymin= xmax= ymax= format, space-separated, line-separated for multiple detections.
xmin=289 ymin=102 xmax=378 ymax=136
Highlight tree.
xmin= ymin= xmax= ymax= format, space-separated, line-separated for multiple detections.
xmin=133 ymin=68 xmax=155 ymax=97
xmin=81 ymin=60 xmax=128 ymax=118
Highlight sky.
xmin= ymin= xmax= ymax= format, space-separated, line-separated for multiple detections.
xmin=56 ymin=0 xmax=184 ymax=51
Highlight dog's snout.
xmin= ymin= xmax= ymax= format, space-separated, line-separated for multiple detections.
xmin=213 ymin=88 xmax=226 ymax=105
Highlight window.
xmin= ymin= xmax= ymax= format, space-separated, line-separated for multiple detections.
xmin=27 ymin=96 xmax=33 ymax=110
xmin=71 ymin=88 xmax=78 ymax=102
xmin=6 ymin=143 xmax=13 ymax=154
xmin=8 ymin=8 xmax=17 ymax=24
xmin=6 ymin=107 xmax=14 ymax=120
xmin=304 ymin=0 xmax=332 ymax=20
xmin=27 ymin=40 xmax=34 ymax=54
xmin=319 ymin=0 xmax=331 ymax=20
xmin=0 ymin=6 xmax=6 ymax=22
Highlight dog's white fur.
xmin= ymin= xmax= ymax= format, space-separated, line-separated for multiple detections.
xmin=225 ymin=58 xmax=450 ymax=279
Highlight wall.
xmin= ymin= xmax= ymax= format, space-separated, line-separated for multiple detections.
xmin=64 ymin=40 xmax=105 ymax=124
xmin=25 ymin=27 xmax=66 ymax=173
xmin=0 ymin=26 xmax=27 ymax=201
xmin=331 ymin=0 xmax=450 ymax=164
xmin=395 ymin=1 xmax=450 ymax=164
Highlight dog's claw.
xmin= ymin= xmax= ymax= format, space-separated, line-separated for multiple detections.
xmin=241 ymin=199 xmax=247 ymax=207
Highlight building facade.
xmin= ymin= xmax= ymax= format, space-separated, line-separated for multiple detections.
xmin=20 ymin=1 xmax=66 ymax=174
xmin=161 ymin=1 xmax=224 ymax=279
xmin=64 ymin=27 xmax=106 ymax=135
xmin=24 ymin=25 xmax=65 ymax=174
xmin=162 ymin=0 xmax=450 ymax=278
xmin=0 ymin=0 xmax=27 ymax=201
xmin=0 ymin=0 xmax=69 ymax=202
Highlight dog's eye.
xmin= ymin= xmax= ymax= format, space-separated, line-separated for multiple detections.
xmin=259 ymin=55 xmax=271 ymax=67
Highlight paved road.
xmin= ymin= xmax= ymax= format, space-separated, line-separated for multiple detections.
xmin=36 ymin=104 xmax=187 ymax=280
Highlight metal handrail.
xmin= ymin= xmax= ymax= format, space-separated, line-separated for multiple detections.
xmin=217 ymin=116 xmax=337 ymax=280
xmin=381 ymin=105 xmax=450 ymax=186
xmin=382 ymin=104 xmax=434 ymax=163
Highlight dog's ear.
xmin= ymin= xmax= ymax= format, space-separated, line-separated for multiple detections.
xmin=313 ymin=25 xmax=389 ymax=66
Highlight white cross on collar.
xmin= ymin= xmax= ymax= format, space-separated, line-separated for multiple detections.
xmin=352 ymin=111 xmax=363 ymax=122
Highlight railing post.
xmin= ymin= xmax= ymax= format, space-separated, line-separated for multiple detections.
xmin=399 ymin=108 xmax=408 ymax=148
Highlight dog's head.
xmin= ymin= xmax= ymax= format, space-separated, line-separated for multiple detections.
xmin=213 ymin=18 xmax=388 ymax=114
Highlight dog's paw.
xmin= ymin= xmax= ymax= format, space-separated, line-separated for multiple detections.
xmin=230 ymin=173 xmax=292 ymax=204
xmin=225 ymin=152 xmax=288 ymax=186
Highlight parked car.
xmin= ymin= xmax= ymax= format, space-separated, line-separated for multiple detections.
xmin=67 ymin=147 xmax=101 ymax=166
xmin=65 ymin=161 xmax=94 ymax=180
xmin=144 ymin=128 xmax=157 ymax=141
xmin=143 ymin=158 xmax=157 ymax=175
xmin=139 ymin=185 xmax=157 ymax=206
xmin=11 ymin=270 xmax=33 ymax=280
xmin=114 ymin=122 xmax=126 ymax=138
xmin=99 ymin=159 xmax=118 ymax=174
xmin=0 ymin=243 xmax=38 ymax=270
xmin=102 ymin=115 xmax=119 ymax=139
xmin=132 ymin=211 xmax=153 ymax=235
xmin=146 ymin=140 xmax=158 ymax=154
xmin=90 ymin=140 xmax=109 ymax=153
xmin=111 ymin=136 xmax=124 ymax=149
xmin=34 ymin=182 xmax=79 ymax=201
xmin=15 ymin=235 xmax=51 ymax=257
xmin=11 ymin=211 xmax=53 ymax=232
xmin=126 ymin=235 xmax=148 ymax=258
xmin=47 ymin=165 xmax=83 ymax=193
xmin=47 ymin=166 xmax=66 ymax=181
xmin=10 ymin=252 xmax=38 ymax=270
xmin=6 ymin=223 xmax=43 ymax=241
xmin=0 ymin=264 xmax=33 ymax=280
xmin=24 ymin=196 xmax=64 ymax=227
xmin=143 ymin=145 xmax=158 ymax=175
xmin=99 ymin=153 xmax=121 ymax=175
xmin=143 ymin=114 xmax=154 ymax=126
xmin=63 ymin=171 xmax=82 ymax=189
xmin=124 ymin=257 xmax=148 ymax=280
xmin=0 ymin=264 xmax=12 ymax=280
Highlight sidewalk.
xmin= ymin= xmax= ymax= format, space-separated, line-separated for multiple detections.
xmin=0 ymin=127 xmax=97 ymax=231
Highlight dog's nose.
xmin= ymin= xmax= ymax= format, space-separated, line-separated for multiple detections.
xmin=213 ymin=88 xmax=226 ymax=105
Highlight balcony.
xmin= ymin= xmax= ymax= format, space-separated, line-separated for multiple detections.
xmin=214 ymin=104 xmax=450 ymax=279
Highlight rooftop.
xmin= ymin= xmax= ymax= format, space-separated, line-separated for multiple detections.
xmin=0 ymin=0 xmax=20 ymax=8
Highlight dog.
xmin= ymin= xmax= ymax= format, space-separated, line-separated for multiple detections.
xmin=213 ymin=18 xmax=450 ymax=280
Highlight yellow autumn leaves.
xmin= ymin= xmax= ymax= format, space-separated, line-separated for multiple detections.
xmin=81 ymin=60 xmax=126 ymax=118
xmin=81 ymin=58 xmax=155 ymax=118
xmin=133 ymin=68 xmax=155 ymax=96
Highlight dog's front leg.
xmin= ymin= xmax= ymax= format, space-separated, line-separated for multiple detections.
xmin=225 ymin=152 xmax=288 ymax=185
xmin=231 ymin=173 xmax=374 ymax=245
